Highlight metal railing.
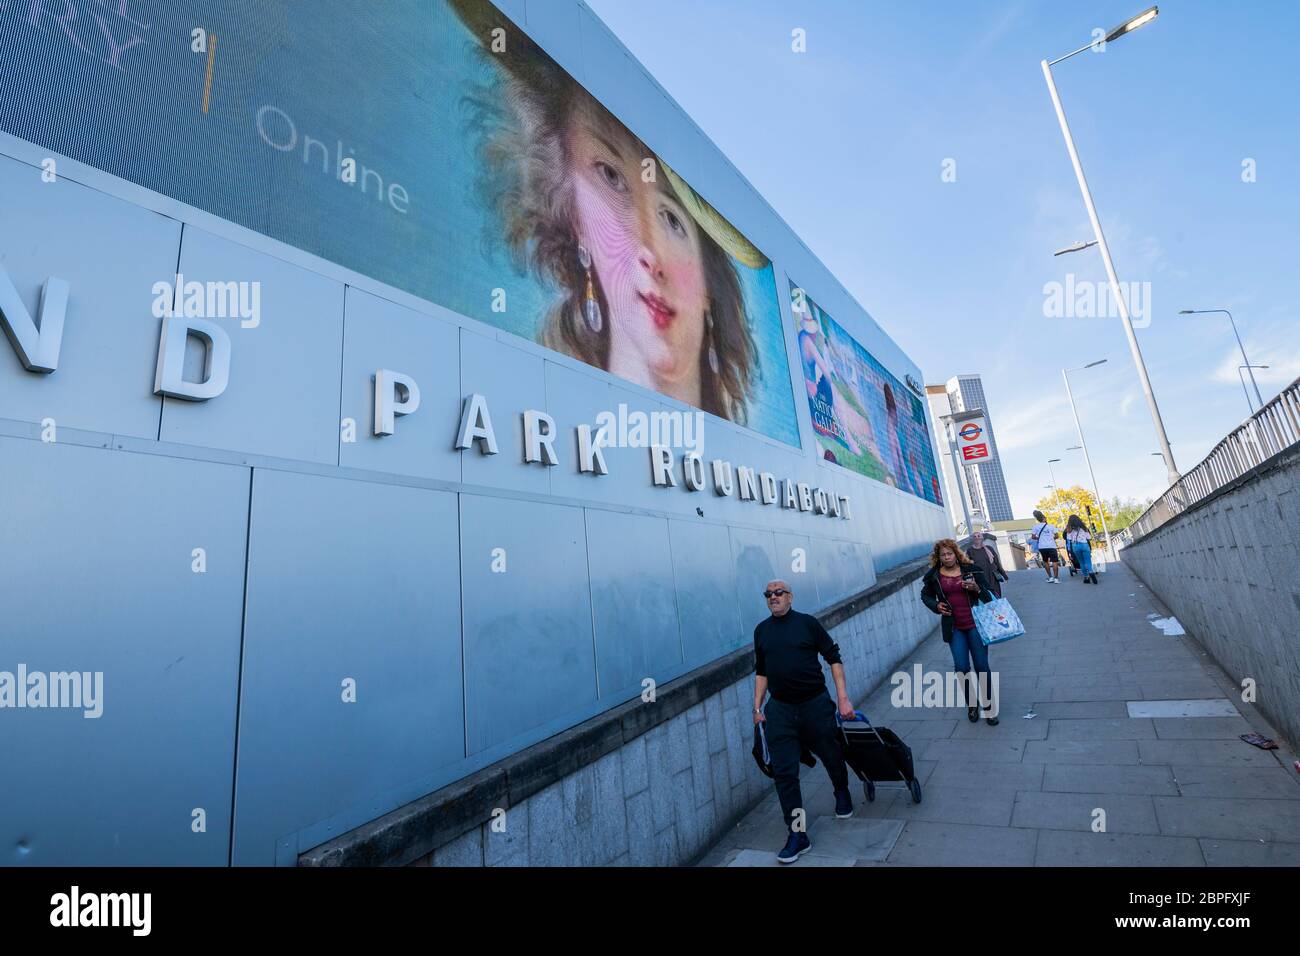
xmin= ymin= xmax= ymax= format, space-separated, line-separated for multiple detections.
xmin=1118 ymin=375 xmax=1300 ymax=547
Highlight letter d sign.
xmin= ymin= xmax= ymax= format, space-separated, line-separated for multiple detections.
xmin=154 ymin=316 xmax=231 ymax=401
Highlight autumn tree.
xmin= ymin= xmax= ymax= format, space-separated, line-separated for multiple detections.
xmin=1033 ymin=485 xmax=1111 ymax=535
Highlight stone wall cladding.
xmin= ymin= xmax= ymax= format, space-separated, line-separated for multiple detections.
xmin=306 ymin=548 xmax=948 ymax=868
xmin=1122 ymin=444 xmax=1300 ymax=750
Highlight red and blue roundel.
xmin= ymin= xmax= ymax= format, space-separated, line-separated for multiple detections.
xmin=958 ymin=423 xmax=982 ymax=441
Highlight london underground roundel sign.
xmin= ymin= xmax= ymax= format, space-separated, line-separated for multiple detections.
xmin=955 ymin=415 xmax=994 ymax=464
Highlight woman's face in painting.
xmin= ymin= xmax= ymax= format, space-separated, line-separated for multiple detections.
xmin=565 ymin=93 xmax=709 ymax=398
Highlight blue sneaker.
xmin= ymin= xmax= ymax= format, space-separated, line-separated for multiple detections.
xmin=776 ymin=831 xmax=812 ymax=863
xmin=834 ymin=789 xmax=854 ymax=819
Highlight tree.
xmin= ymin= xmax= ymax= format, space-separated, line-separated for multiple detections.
xmin=1104 ymin=495 xmax=1153 ymax=532
xmin=1033 ymin=485 xmax=1111 ymax=535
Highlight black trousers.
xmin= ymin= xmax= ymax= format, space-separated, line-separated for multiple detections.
xmin=765 ymin=693 xmax=850 ymax=830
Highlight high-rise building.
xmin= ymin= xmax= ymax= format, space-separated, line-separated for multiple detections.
xmin=944 ymin=374 xmax=1015 ymax=523
xmin=925 ymin=385 xmax=968 ymax=532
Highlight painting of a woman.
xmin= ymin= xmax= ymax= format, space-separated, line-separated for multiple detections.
xmin=450 ymin=0 xmax=762 ymax=424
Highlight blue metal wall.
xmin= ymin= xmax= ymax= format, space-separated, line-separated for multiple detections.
xmin=0 ymin=0 xmax=949 ymax=865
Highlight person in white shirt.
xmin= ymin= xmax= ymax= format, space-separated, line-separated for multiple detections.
xmin=1031 ymin=510 xmax=1061 ymax=583
xmin=1065 ymin=514 xmax=1098 ymax=584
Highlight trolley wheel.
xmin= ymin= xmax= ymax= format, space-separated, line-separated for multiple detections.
xmin=907 ymin=779 xmax=922 ymax=804
xmin=864 ymin=780 xmax=876 ymax=803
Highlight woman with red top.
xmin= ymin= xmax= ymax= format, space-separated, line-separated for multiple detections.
xmin=920 ymin=539 xmax=1000 ymax=725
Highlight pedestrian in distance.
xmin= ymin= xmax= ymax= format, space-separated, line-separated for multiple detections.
xmin=1065 ymin=514 xmax=1099 ymax=584
xmin=753 ymin=579 xmax=856 ymax=864
xmin=1031 ymin=510 xmax=1062 ymax=583
xmin=968 ymin=530 xmax=1009 ymax=598
xmin=920 ymin=540 xmax=1000 ymax=726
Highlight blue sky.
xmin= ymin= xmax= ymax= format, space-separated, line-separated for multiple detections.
xmin=586 ymin=0 xmax=1300 ymax=518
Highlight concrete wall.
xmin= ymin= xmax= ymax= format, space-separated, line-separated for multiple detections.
xmin=301 ymin=555 xmax=940 ymax=867
xmin=1121 ymin=444 xmax=1300 ymax=750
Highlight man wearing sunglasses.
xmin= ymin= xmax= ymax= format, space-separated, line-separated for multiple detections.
xmin=754 ymin=579 xmax=855 ymax=863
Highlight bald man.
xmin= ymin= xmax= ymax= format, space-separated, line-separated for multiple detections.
xmin=754 ymin=579 xmax=855 ymax=863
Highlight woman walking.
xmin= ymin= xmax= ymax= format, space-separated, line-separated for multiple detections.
xmin=920 ymin=539 xmax=1000 ymax=725
xmin=1065 ymin=514 xmax=1098 ymax=584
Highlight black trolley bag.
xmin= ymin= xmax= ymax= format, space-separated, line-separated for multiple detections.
xmin=837 ymin=710 xmax=922 ymax=804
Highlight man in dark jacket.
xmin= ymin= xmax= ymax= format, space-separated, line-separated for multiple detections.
xmin=753 ymin=579 xmax=855 ymax=863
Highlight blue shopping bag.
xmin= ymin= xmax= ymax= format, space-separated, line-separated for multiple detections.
xmin=972 ymin=597 xmax=1025 ymax=645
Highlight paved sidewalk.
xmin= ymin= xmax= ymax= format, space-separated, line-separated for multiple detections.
xmin=698 ymin=560 xmax=1300 ymax=867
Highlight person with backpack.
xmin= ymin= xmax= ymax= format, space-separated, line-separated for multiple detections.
xmin=920 ymin=539 xmax=1000 ymax=726
xmin=1031 ymin=510 xmax=1061 ymax=584
xmin=1065 ymin=514 xmax=1098 ymax=584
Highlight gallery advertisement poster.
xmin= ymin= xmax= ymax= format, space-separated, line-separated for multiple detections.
xmin=790 ymin=281 xmax=942 ymax=505
xmin=0 ymin=0 xmax=798 ymax=445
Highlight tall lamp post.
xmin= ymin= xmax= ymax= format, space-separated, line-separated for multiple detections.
xmin=1237 ymin=364 xmax=1269 ymax=415
xmin=1180 ymin=309 xmax=1263 ymax=407
xmin=1047 ymin=458 xmax=1062 ymax=498
xmin=1042 ymin=6 xmax=1180 ymax=487
xmin=1062 ymin=358 xmax=1113 ymax=557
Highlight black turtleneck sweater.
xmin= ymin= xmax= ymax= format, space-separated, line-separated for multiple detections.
xmin=753 ymin=610 xmax=842 ymax=704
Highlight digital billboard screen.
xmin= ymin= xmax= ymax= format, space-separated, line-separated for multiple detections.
xmin=790 ymin=281 xmax=943 ymax=505
xmin=0 ymin=0 xmax=798 ymax=445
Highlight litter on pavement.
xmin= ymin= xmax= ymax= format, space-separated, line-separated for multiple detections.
xmin=1149 ymin=616 xmax=1186 ymax=636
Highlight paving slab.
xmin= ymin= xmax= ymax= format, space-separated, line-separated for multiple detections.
xmin=1022 ymin=700 xmax=1130 ymax=719
xmin=920 ymin=738 xmax=1028 ymax=764
xmin=885 ymin=821 xmax=1038 ymax=866
xmin=1153 ymin=796 xmax=1300 ymax=843
xmin=1011 ymin=791 xmax=1160 ymax=834
xmin=884 ymin=785 xmax=1016 ymax=828
xmin=725 ymin=847 xmax=856 ymax=867
xmin=806 ymin=815 xmax=905 ymax=861
xmin=1023 ymin=739 xmax=1141 ymax=765
xmin=1138 ymin=739 xmax=1283 ymax=768
xmin=1047 ymin=718 xmax=1157 ymax=740
xmin=1151 ymin=716 xmax=1253 ymax=739
xmin=1034 ymin=830 xmax=1204 ymax=867
xmin=1172 ymin=765 xmax=1300 ymax=800
xmin=1042 ymin=764 xmax=1179 ymax=796
xmin=926 ymin=761 xmax=1046 ymax=792
xmin=1198 ymin=838 xmax=1300 ymax=866
xmin=949 ymin=717 xmax=1048 ymax=739
xmin=1126 ymin=698 xmax=1239 ymax=718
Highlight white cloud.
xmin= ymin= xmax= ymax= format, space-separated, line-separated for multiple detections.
xmin=1210 ymin=343 xmax=1300 ymax=394
xmin=991 ymin=392 xmax=1075 ymax=452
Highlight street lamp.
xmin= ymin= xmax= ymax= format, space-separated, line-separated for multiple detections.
xmin=1041 ymin=6 xmax=1180 ymax=487
xmin=1238 ymin=364 xmax=1269 ymax=414
xmin=1062 ymin=358 xmax=1113 ymax=556
xmin=1180 ymin=309 xmax=1263 ymax=407
xmin=1047 ymin=458 xmax=1062 ymax=499
xmin=1054 ymin=239 xmax=1098 ymax=257
xmin=1104 ymin=5 xmax=1159 ymax=42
